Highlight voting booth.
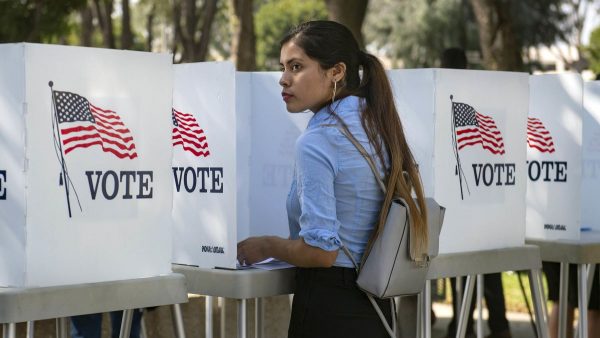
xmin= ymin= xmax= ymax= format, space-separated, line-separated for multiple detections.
xmin=172 ymin=69 xmax=310 ymax=269
xmin=0 ymin=43 xmax=173 ymax=287
xmin=171 ymin=62 xmax=237 ymax=269
xmin=388 ymin=69 xmax=529 ymax=254
xmin=526 ymin=74 xmax=583 ymax=241
xmin=582 ymin=81 xmax=600 ymax=232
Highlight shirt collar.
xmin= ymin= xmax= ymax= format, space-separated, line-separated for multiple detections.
xmin=307 ymin=96 xmax=362 ymax=129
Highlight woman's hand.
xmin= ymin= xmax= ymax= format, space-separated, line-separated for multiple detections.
xmin=237 ymin=236 xmax=339 ymax=268
xmin=237 ymin=236 xmax=271 ymax=266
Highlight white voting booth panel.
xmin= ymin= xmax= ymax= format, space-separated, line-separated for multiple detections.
xmin=0 ymin=43 xmax=173 ymax=287
xmin=582 ymin=81 xmax=600 ymax=232
xmin=172 ymin=62 xmax=237 ymax=269
xmin=388 ymin=69 xmax=528 ymax=254
xmin=237 ymin=72 xmax=312 ymax=242
xmin=526 ymin=74 xmax=583 ymax=241
xmin=171 ymin=70 xmax=309 ymax=269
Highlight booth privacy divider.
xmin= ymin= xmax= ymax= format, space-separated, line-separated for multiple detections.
xmin=582 ymin=80 xmax=600 ymax=232
xmin=0 ymin=43 xmax=173 ymax=287
xmin=526 ymin=73 xmax=583 ymax=241
xmin=171 ymin=68 xmax=310 ymax=269
xmin=171 ymin=62 xmax=237 ymax=269
xmin=387 ymin=69 xmax=529 ymax=254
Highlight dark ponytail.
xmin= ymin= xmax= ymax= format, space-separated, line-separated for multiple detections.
xmin=282 ymin=21 xmax=429 ymax=261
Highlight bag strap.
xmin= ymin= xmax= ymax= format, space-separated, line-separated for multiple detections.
xmin=323 ymin=123 xmax=387 ymax=194
xmin=324 ymin=121 xmax=397 ymax=338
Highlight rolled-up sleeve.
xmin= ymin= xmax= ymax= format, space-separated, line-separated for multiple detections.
xmin=295 ymin=128 xmax=342 ymax=251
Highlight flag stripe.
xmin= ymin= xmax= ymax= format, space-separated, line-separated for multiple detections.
xmin=453 ymin=102 xmax=505 ymax=155
xmin=55 ymin=91 xmax=137 ymax=159
xmin=172 ymin=140 xmax=211 ymax=157
xmin=172 ymin=133 xmax=209 ymax=150
xmin=64 ymin=140 xmax=138 ymax=159
xmin=527 ymin=116 xmax=555 ymax=153
xmin=172 ymin=108 xmax=210 ymax=157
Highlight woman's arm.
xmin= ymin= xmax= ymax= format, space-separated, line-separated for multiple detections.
xmin=237 ymin=236 xmax=338 ymax=268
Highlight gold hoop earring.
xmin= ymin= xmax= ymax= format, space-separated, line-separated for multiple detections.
xmin=332 ymin=80 xmax=338 ymax=104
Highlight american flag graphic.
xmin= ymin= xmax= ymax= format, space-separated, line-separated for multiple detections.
xmin=54 ymin=91 xmax=137 ymax=159
xmin=453 ymin=102 xmax=505 ymax=155
xmin=172 ymin=108 xmax=210 ymax=157
xmin=527 ymin=117 xmax=555 ymax=153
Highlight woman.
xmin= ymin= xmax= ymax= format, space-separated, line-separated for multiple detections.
xmin=237 ymin=20 xmax=428 ymax=337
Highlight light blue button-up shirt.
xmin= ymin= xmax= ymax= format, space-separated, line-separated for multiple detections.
xmin=286 ymin=95 xmax=388 ymax=268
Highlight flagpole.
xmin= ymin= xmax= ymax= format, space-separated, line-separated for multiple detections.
xmin=49 ymin=81 xmax=72 ymax=218
xmin=450 ymin=95 xmax=465 ymax=200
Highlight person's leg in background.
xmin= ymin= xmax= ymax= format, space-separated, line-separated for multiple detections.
xmin=587 ymin=265 xmax=600 ymax=337
xmin=70 ymin=314 xmax=102 ymax=338
xmin=110 ymin=309 xmax=144 ymax=338
xmin=483 ymin=273 xmax=511 ymax=338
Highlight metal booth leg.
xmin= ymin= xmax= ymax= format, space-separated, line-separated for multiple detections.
xmin=529 ymin=268 xmax=550 ymax=338
xmin=476 ymin=274 xmax=484 ymax=338
xmin=417 ymin=291 xmax=423 ymax=338
xmin=237 ymin=299 xmax=247 ymax=338
xmin=140 ymin=313 xmax=148 ymax=338
xmin=206 ymin=296 xmax=214 ymax=338
xmin=255 ymin=298 xmax=264 ymax=338
xmin=56 ymin=317 xmax=68 ymax=338
xmin=219 ymin=297 xmax=226 ymax=338
xmin=456 ymin=275 xmax=476 ymax=338
xmin=26 ymin=321 xmax=34 ymax=338
xmin=578 ymin=264 xmax=588 ymax=338
xmin=171 ymin=303 xmax=186 ymax=338
xmin=119 ymin=309 xmax=134 ymax=338
xmin=424 ymin=281 xmax=432 ymax=338
xmin=559 ymin=262 xmax=570 ymax=338
xmin=575 ymin=264 xmax=597 ymax=338
xmin=3 ymin=323 xmax=16 ymax=338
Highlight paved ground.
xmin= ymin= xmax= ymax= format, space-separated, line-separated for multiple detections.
xmin=432 ymin=302 xmax=538 ymax=338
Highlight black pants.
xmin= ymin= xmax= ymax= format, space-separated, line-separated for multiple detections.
xmin=447 ymin=273 xmax=509 ymax=335
xmin=288 ymin=267 xmax=393 ymax=338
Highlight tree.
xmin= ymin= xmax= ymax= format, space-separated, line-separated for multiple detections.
xmin=172 ymin=0 xmax=218 ymax=63
xmin=365 ymin=0 xmax=577 ymax=71
xmin=79 ymin=3 xmax=94 ymax=47
xmin=255 ymin=0 xmax=327 ymax=70
xmin=92 ymin=0 xmax=116 ymax=48
xmin=587 ymin=25 xmax=600 ymax=76
xmin=325 ymin=0 xmax=369 ymax=48
xmin=365 ymin=0 xmax=479 ymax=68
xmin=469 ymin=0 xmax=522 ymax=71
xmin=0 ymin=0 xmax=87 ymax=43
xmin=230 ymin=0 xmax=256 ymax=70
xmin=121 ymin=0 xmax=134 ymax=49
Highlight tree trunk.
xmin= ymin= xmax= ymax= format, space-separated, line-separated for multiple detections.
xmin=196 ymin=0 xmax=218 ymax=61
xmin=182 ymin=0 xmax=198 ymax=62
xmin=80 ymin=4 xmax=94 ymax=47
xmin=146 ymin=4 xmax=156 ymax=52
xmin=93 ymin=0 xmax=115 ymax=48
xmin=172 ymin=0 xmax=183 ymax=62
xmin=26 ymin=2 xmax=43 ymax=42
xmin=325 ymin=0 xmax=369 ymax=48
xmin=121 ymin=0 xmax=133 ymax=49
xmin=231 ymin=0 xmax=256 ymax=71
xmin=469 ymin=0 xmax=522 ymax=71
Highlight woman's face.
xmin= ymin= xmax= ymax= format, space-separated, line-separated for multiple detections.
xmin=279 ymin=41 xmax=334 ymax=113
